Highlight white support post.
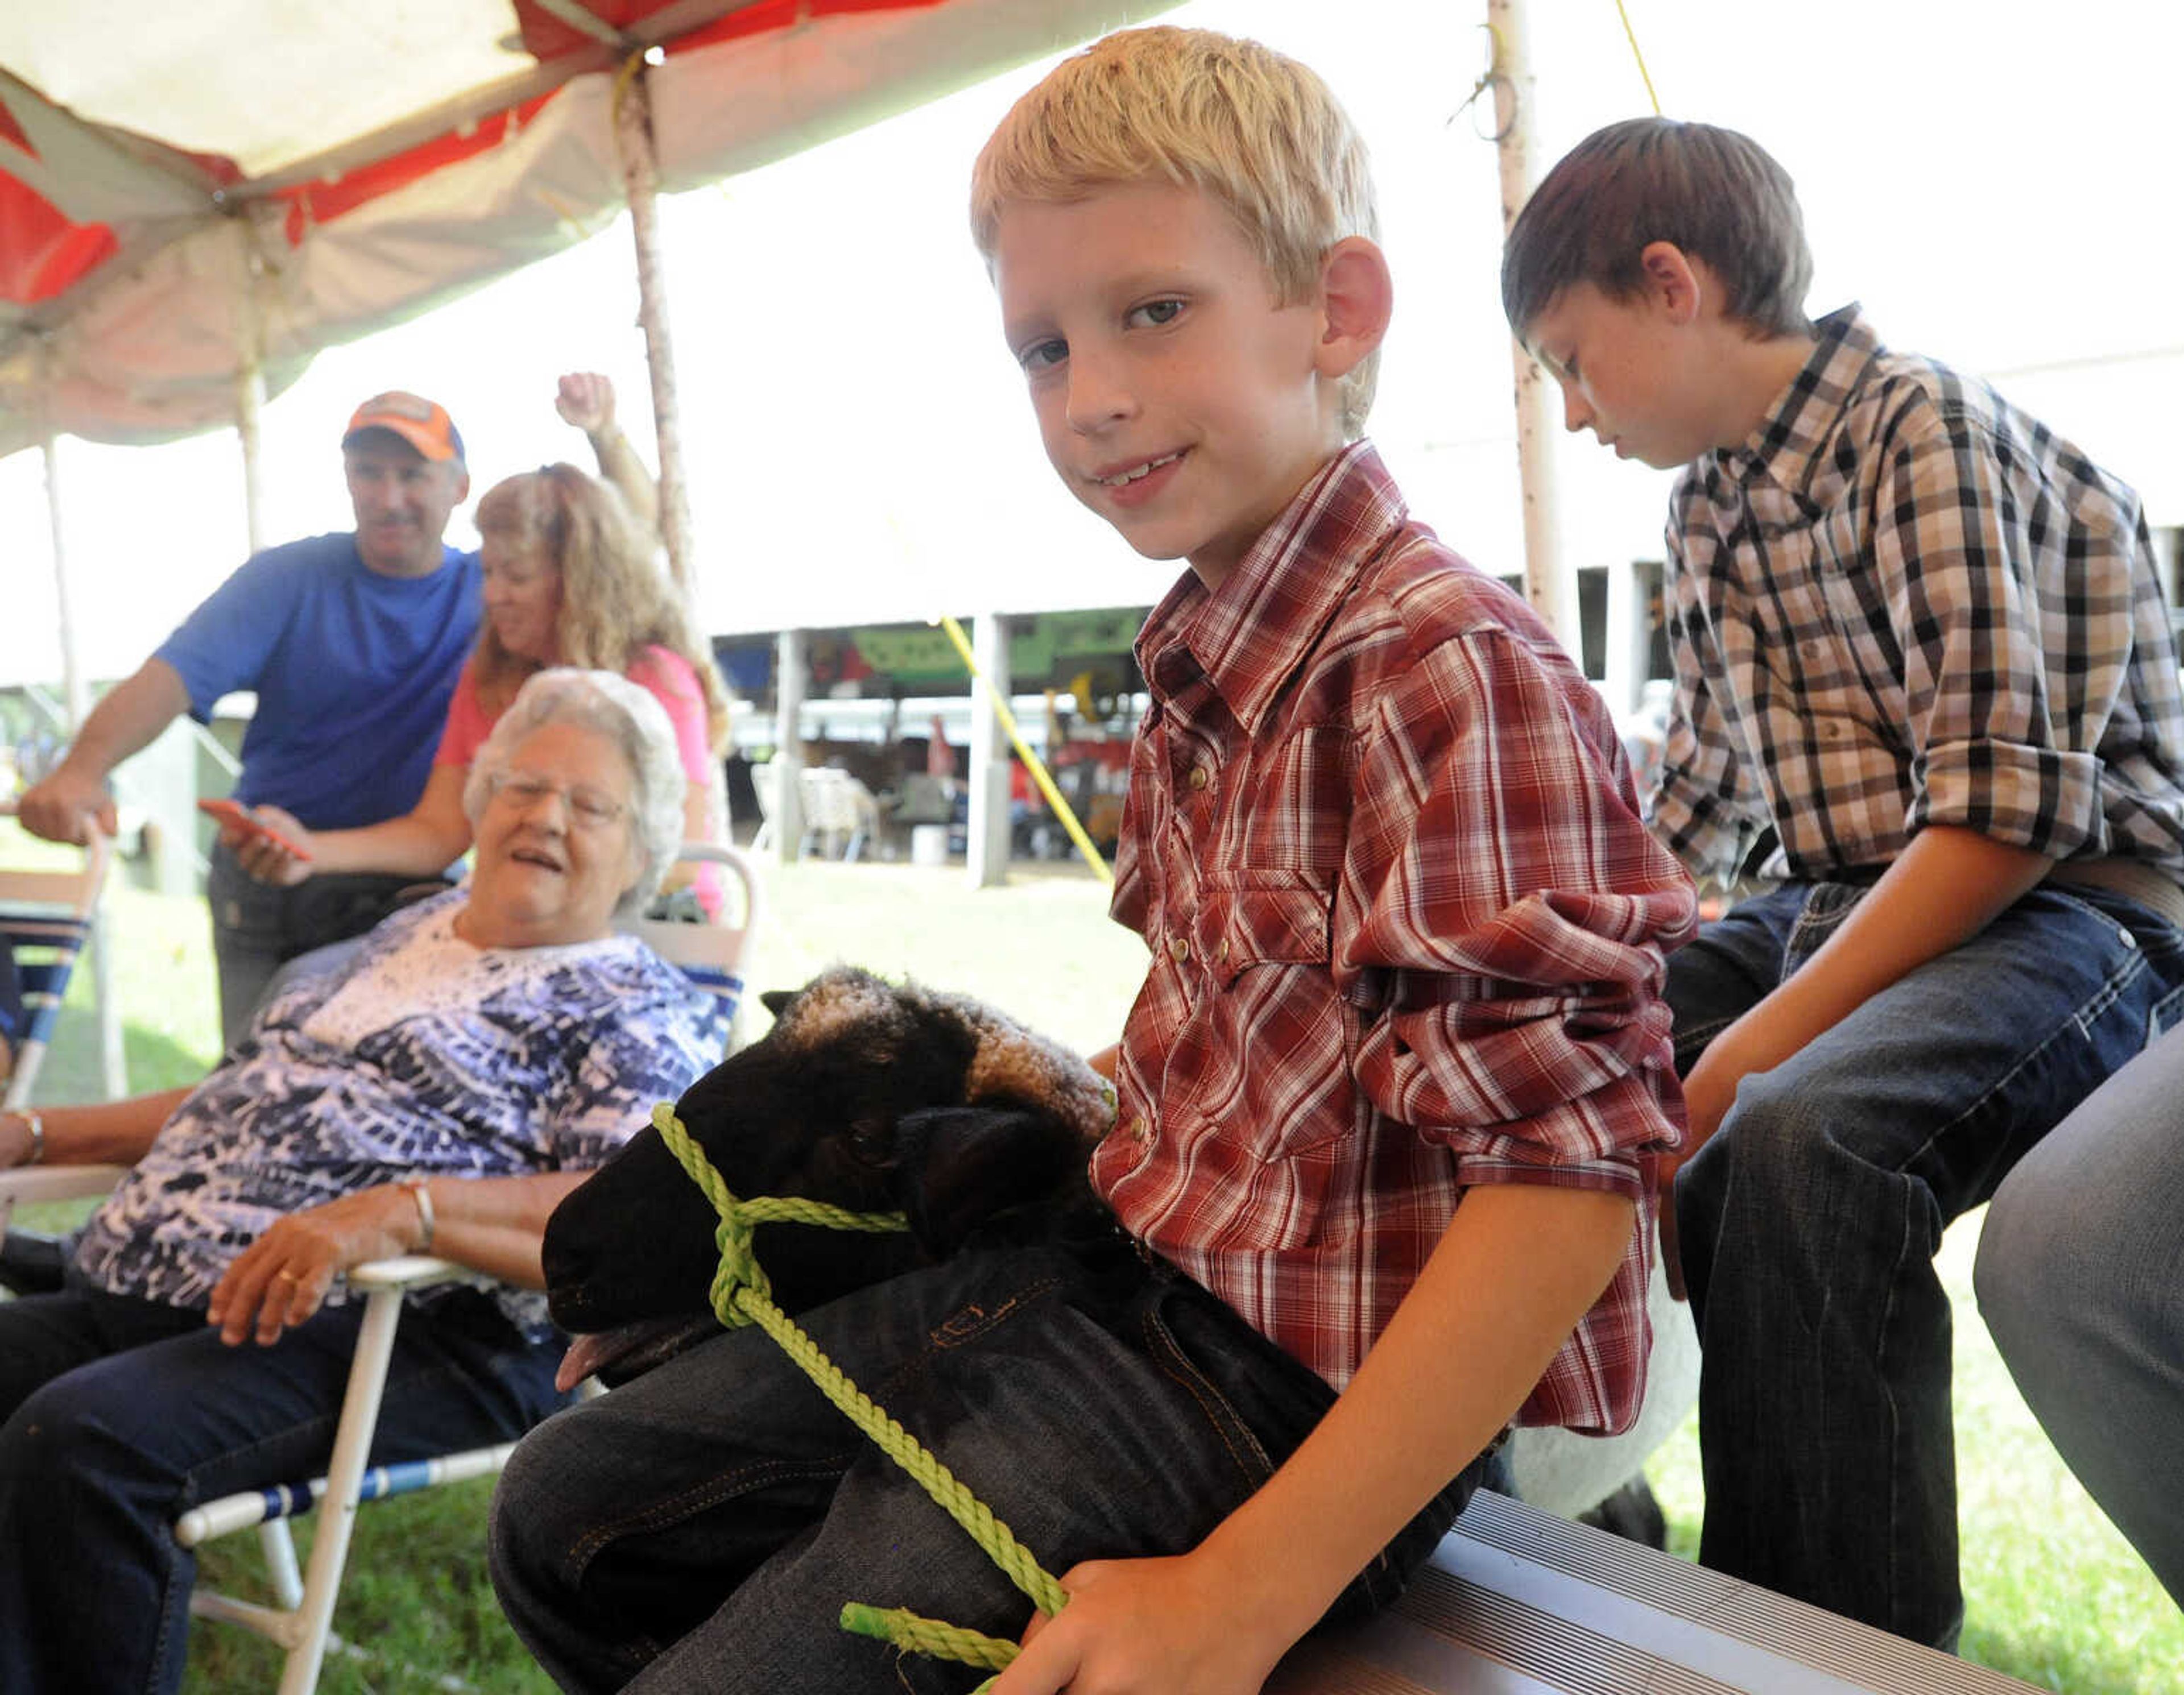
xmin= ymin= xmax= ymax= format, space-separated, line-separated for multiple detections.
xmin=1602 ymin=558 xmax=1648 ymax=716
xmin=771 ymin=630 xmax=806 ymax=864
xmin=965 ymin=614 xmax=1013 ymax=890
xmin=1488 ymin=0 xmax=1578 ymax=656
xmin=40 ymin=433 xmax=86 ymax=733
xmin=39 ymin=411 xmax=127 ymax=1103
xmin=611 ymin=55 xmax=700 ymax=599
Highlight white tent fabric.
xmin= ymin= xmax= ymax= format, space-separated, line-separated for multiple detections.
xmin=0 ymin=0 xmax=1170 ymax=460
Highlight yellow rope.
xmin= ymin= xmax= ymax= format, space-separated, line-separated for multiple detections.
xmin=651 ymin=1104 xmax=1068 ymax=1672
xmin=1612 ymin=0 xmax=1663 ymax=115
xmin=838 ymin=1605 xmax=1019 ymax=1672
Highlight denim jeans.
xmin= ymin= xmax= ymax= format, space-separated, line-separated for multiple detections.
xmin=1669 ymin=878 xmax=2184 ymax=1650
xmin=206 ymin=840 xmax=431 ymax=1048
xmin=1974 ymin=1020 xmax=2184 ymax=1607
xmin=0 ymin=1277 xmax=567 ymax=1695
xmin=490 ymin=1233 xmax=1487 ymax=1694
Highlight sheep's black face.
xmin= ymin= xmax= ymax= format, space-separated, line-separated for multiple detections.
xmin=542 ymin=967 xmax=1107 ymax=1385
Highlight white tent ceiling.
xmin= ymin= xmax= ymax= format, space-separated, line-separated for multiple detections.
xmin=0 ymin=0 xmax=1170 ymax=461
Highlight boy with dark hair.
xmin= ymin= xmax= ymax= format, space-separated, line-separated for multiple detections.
xmin=491 ymin=32 xmax=1694 ymax=1694
xmin=1505 ymin=114 xmax=2184 ymax=1650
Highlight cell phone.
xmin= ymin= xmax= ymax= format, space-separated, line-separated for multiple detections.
xmin=197 ymin=798 xmax=313 ymax=860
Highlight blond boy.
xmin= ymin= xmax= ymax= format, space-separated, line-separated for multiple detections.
xmin=491 ymin=34 xmax=1693 ymax=1694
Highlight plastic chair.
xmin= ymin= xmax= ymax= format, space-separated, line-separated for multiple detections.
xmin=0 ymin=830 xmax=114 ymax=1113
xmin=747 ymin=759 xmax=779 ymax=853
xmin=797 ymin=766 xmax=879 ymax=862
xmin=0 ymin=842 xmax=761 ymax=1693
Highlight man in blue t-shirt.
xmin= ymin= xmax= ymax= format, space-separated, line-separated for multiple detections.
xmin=19 ymin=379 xmax=652 ymax=1043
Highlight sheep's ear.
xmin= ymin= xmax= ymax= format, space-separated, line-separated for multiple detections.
xmin=892 ymin=1105 xmax=1081 ymax=1257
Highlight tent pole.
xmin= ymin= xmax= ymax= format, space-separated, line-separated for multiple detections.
xmin=38 ymin=388 xmax=129 ymax=1102
xmin=234 ymin=227 xmax=268 ymax=557
xmin=771 ymin=630 xmax=806 ymax=865
xmin=39 ymin=438 xmax=88 ymax=733
xmin=1486 ymin=0 xmax=1576 ymax=654
xmin=611 ymin=55 xmax=699 ymax=598
xmin=964 ymin=614 xmax=1012 ymax=890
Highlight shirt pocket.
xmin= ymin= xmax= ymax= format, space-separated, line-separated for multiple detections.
xmin=1201 ymin=876 xmax=1331 ymax=981
xmin=1192 ymin=877 xmax=1352 ymax=1162
xmin=1227 ymin=726 xmax=1355 ymax=883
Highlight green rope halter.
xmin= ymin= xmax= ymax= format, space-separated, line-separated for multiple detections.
xmin=650 ymin=1102 xmax=1069 ymax=1681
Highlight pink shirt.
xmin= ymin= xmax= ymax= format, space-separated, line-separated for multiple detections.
xmin=1096 ymin=444 xmax=1697 ymax=1435
xmin=436 ymin=645 xmax=721 ymax=913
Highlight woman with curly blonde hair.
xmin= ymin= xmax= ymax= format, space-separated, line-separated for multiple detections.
xmin=235 ymin=461 xmax=733 ymax=914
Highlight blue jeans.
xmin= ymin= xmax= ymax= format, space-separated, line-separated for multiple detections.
xmin=490 ymin=1236 xmax=1488 ymax=1693
xmin=206 ymin=840 xmax=429 ymax=1048
xmin=1668 ymin=878 xmax=2184 ymax=1650
xmin=1975 ymin=1020 xmax=2184 ymax=1607
xmin=0 ymin=1277 xmax=566 ymax=1695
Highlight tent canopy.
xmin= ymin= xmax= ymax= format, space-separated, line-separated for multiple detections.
xmin=0 ymin=0 xmax=1165 ymax=461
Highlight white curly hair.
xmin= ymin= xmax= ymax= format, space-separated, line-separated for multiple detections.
xmin=462 ymin=668 xmax=686 ymax=919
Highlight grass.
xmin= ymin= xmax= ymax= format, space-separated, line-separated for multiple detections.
xmin=8 ymin=826 xmax=2179 ymax=1690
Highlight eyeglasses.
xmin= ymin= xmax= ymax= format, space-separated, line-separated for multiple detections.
xmin=485 ymin=770 xmax=630 ymax=830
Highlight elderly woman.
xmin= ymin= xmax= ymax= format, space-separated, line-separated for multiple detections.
xmin=0 ymin=668 xmax=730 ymax=1695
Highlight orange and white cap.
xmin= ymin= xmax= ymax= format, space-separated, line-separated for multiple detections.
xmin=341 ymin=391 xmax=465 ymax=463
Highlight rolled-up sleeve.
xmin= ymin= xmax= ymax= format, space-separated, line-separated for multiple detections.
xmin=1341 ymin=624 xmax=1695 ymax=1197
xmin=1881 ymin=403 xmax=2121 ymax=859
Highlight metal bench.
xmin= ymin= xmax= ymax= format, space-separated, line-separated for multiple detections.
xmin=1271 ymin=1490 xmax=2039 ymax=1694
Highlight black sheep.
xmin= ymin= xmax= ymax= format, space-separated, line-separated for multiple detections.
xmin=543 ymin=966 xmax=1116 ymax=1386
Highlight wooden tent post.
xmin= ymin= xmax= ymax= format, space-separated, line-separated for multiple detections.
xmin=611 ymin=53 xmax=699 ymax=598
xmin=234 ymin=224 xmax=268 ymax=558
xmin=1486 ymin=0 xmax=1577 ymax=654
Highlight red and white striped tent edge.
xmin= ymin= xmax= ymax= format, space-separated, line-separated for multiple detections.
xmin=0 ymin=0 xmax=1172 ymax=462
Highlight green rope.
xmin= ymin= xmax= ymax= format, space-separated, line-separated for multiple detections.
xmin=651 ymin=1103 xmax=1069 ymax=1673
xmin=838 ymin=1604 xmax=1017 ymax=1671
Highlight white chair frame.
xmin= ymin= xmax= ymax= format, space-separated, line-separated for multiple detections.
xmin=0 ymin=842 xmax=760 ymax=1693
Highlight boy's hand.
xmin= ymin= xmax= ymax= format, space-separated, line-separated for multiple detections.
xmin=993 ymin=1551 xmax=1293 ymax=1695
xmin=1656 ymin=1023 xmax=1748 ymax=1300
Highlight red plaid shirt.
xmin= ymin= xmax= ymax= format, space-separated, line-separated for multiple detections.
xmin=1095 ymin=445 xmax=1695 ymax=1434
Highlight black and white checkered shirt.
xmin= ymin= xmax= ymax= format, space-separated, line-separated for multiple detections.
xmin=1652 ymin=306 xmax=2184 ymax=893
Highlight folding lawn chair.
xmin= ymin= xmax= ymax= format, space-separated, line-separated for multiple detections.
xmin=0 ymin=828 xmax=114 ymax=1115
xmin=0 ymin=842 xmax=762 ymax=1693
